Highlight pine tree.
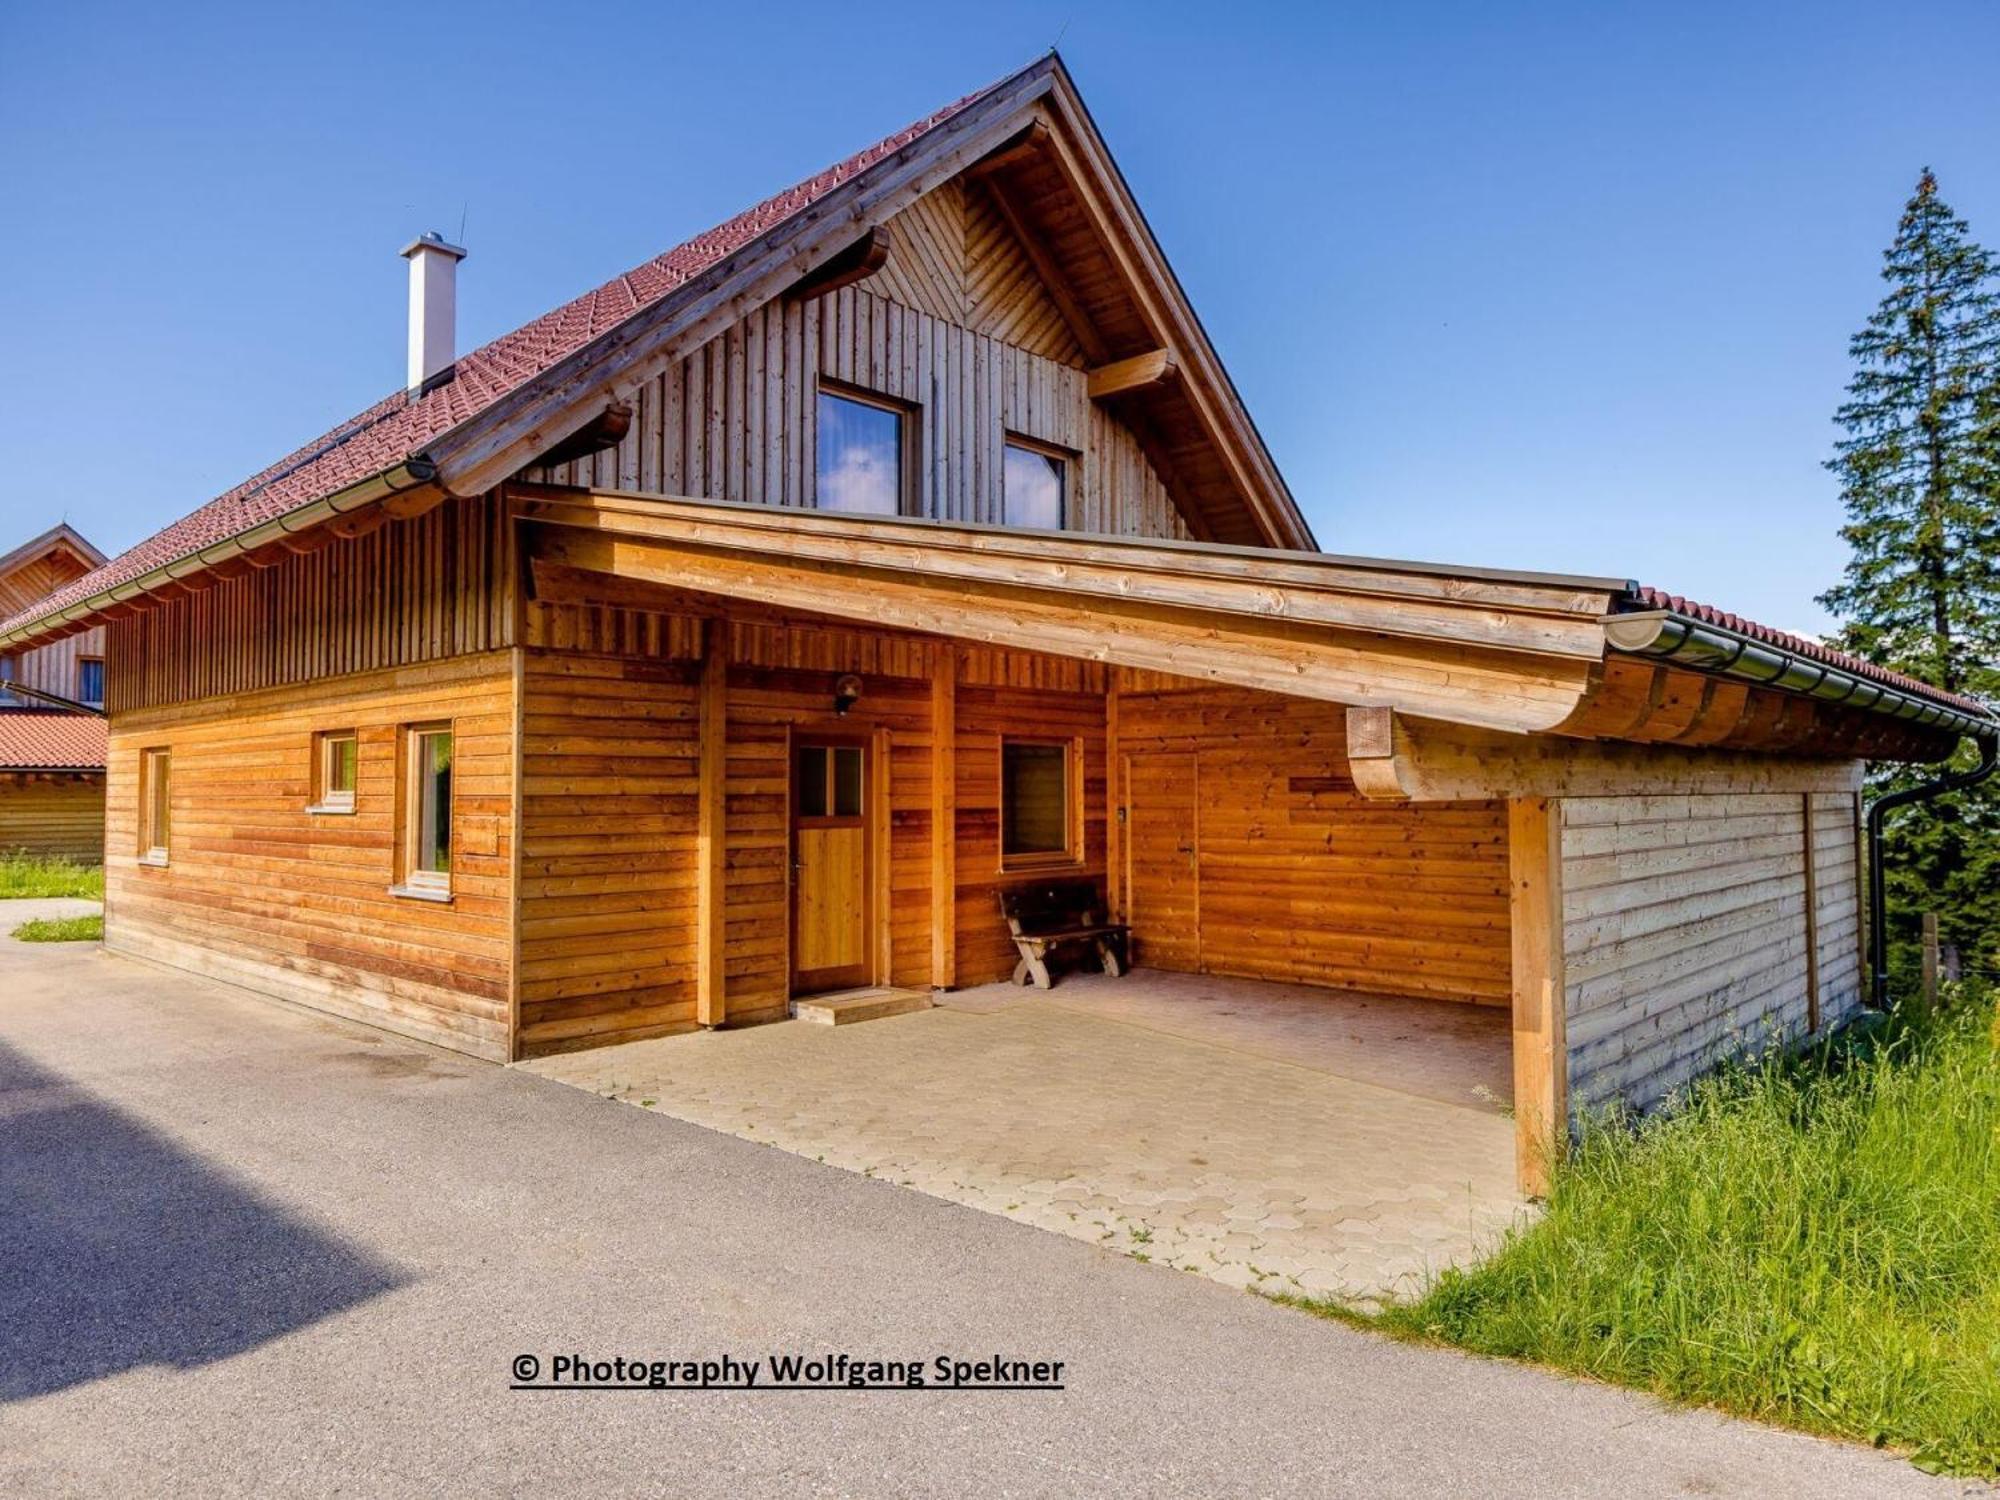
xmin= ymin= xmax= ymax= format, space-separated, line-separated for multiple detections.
xmin=1820 ymin=169 xmax=2000 ymax=991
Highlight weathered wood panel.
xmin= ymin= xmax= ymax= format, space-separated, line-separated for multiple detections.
xmin=1115 ymin=683 xmax=1512 ymax=1004
xmin=532 ymin=189 xmax=1187 ymax=539
xmin=105 ymin=494 xmax=517 ymax=714
xmin=1560 ymin=790 xmax=1858 ymax=1115
xmin=104 ymin=653 xmax=517 ymax=1059
xmin=0 ymin=774 xmax=104 ymax=862
xmin=7 ymin=626 xmax=106 ymax=705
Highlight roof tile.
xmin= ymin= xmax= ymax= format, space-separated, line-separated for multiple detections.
xmin=0 ymin=710 xmax=107 ymax=771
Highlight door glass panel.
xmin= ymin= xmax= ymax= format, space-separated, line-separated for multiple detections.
xmin=797 ymin=746 xmax=828 ymax=817
xmin=832 ymin=747 xmax=863 ymax=817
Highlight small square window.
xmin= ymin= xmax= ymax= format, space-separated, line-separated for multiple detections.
xmin=396 ymin=724 xmax=453 ymax=897
xmin=76 ymin=657 xmax=105 ymax=707
xmin=816 ymin=387 xmax=909 ymax=516
xmin=1003 ymin=438 xmax=1067 ymax=530
xmin=1001 ymin=737 xmax=1078 ymax=867
xmin=313 ymin=731 xmax=358 ymax=813
xmin=140 ymin=748 xmax=171 ymax=865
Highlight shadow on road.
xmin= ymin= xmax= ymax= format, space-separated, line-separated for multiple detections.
xmin=0 ymin=1040 xmax=408 ymax=1401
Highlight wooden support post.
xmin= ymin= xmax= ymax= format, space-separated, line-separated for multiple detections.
xmin=1508 ymin=796 xmax=1567 ymax=1198
xmin=1854 ymin=792 xmax=1868 ymax=999
xmin=1801 ymin=792 xmax=1820 ymax=1033
xmin=1921 ymin=912 xmax=1940 ymax=1013
xmin=930 ymin=646 xmax=957 ymax=990
xmin=873 ymin=728 xmax=893 ymax=986
xmin=1105 ymin=672 xmax=1123 ymax=921
xmin=696 ymin=620 xmax=729 ymax=1027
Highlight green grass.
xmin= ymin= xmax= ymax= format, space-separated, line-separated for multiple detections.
xmin=1289 ymin=985 xmax=2000 ymax=1477
xmin=0 ymin=853 xmax=104 ymax=900
xmin=11 ymin=913 xmax=104 ymax=943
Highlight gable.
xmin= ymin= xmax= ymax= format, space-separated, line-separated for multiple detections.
xmin=0 ymin=527 xmax=104 ymax=619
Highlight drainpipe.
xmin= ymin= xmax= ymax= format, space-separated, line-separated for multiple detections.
xmin=1865 ymin=729 xmax=1999 ymax=1008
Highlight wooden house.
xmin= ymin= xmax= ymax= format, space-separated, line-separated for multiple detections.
xmin=2 ymin=56 xmax=1990 ymax=1189
xmin=0 ymin=524 xmax=107 ymax=861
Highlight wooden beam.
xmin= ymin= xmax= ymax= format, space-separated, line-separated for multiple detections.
xmin=784 ymin=227 xmax=889 ymax=302
xmin=1087 ymin=349 xmax=1177 ymax=401
xmin=965 ymin=119 xmax=1052 ymax=179
xmin=380 ymin=484 xmax=450 ymax=521
xmin=1508 ymin=796 xmax=1567 ymax=1198
xmin=975 ymin=174 xmax=1111 ymax=366
xmin=1105 ymin=672 xmax=1124 ymax=921
xmin=930 ymin=646 xmax=957 ymax=989
xmin=1802 ymin=793 xmax=1821 ymax=1033
xmin=696 ymin=619 xmax=729 ymax=1027
xmin=325 ymin=507 xmax=392 ymax=541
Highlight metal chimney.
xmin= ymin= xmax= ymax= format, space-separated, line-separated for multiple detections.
xmin=399 ymin=231 xmax=467 ymax=392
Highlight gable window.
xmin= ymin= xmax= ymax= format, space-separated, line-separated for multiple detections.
xmin=77 ymin=657 xmax=105 ymax=707
xmin=1003 ymin=438 xmax=1067 ymax=530
xmin=396 ymin=724 xmax=454 ymax=898
xmin=311 ymin=730 xmax=358 ymax=814
xmin=139 ymin=748 xmax=171 ymax=865
xmin=816 ymin=387 xmax=908 ymax=516
xmin=1000 ymin=737 xmax=1080 ymax=868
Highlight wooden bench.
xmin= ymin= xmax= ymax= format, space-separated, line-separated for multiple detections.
xmin=998 ymin=879 xmax=1129 ymax=990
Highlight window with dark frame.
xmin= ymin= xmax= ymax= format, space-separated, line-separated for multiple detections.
xmin=76 ymin=657 xmax=105 ymax=706
xmin=815 ymin=387 xmax=908 ymax=516
xmin=1003 ymin=438 xmax=1067 ymax=530
xmin=0 ymin=655 xmax=14 ymax=706
xmin=1000 ymin=738 xmax=1076 ymax=865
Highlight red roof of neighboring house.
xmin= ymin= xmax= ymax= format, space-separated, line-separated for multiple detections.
xmin=0 ymin=78 xmax=1003 ymax=640
xmin=0 ymin=710 xmax=107 ymax=771
xmin=1625 ymin=586 xmax=1992 ymax=717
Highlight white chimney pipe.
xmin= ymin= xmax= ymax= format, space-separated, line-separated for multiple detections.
xmin=400 ymin=231 xmax=467 ymax=392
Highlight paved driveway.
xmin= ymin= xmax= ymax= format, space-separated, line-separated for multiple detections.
xmin=526 ymin=975 xmax=1523 ymax=1302
xmin=0 ymin=930 xmax=1960 ymax=1498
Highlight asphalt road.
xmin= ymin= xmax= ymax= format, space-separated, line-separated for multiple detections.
xmin=0 ymin=917 xmax=1973 ymax=1498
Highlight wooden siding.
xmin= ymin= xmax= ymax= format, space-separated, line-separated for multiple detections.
xmin=105 ymin=494 xmax=517 ymax=714
xmin=1115 ymin=682 xmax=1512 ymax=1004
xmin=104 ymin=653 xmax=517 ymax=1060
xmin=1560 ymin=791 xmax=1863 ymax=1115
xmin=532 ymin=187 xmax=1188 ymax=539
xmin=7 ymin=627 xmax=105 ymax=705
xmin=0 ymin=774 xmax=104 ymax=862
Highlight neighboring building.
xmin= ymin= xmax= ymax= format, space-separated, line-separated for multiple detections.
xmin=0 ymin=57 xmax=1989 ymax=1190
xmin=0 ymin=524 xmax=108 ymax=862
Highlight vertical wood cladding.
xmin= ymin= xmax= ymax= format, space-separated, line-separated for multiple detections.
xmin=1115 ymin=683 xmax=1512 ymax=1005
xmin=103 ymin=653 xmax=517 ymax=1059
xmin=532 ymin=187 xmax=1187 ymax=539
xmin=1561 ymin=791 xmax=1862 ymax=1115
xmin=104 ymin=493 xmax=517 ymax=714
xmin=0 ymin=775 xmax=104 ymax=862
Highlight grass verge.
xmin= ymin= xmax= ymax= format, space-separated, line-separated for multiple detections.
xmin=0 ymin=854 xmax=104 ymax=900
xmin=1284 ymin=986 xmax=2000 ymax=1477
xmin=12 ymin=914 xmax=104 ymax=943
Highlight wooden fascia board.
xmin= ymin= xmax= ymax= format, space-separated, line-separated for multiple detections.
xmin=420 ymin=62 xmax=1063 ymax=499
xmin=522 ymin=515 xmax=1600 ymax=735
xmin=1038 ymin=67 xmax=1314 ymax=551
xmin=515 ymin=487 xmax=1617 ymax=656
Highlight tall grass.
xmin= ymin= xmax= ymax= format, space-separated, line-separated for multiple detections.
xmin=0 ymin=854 xmax=104 ymax=900
xmin=1353 ymin=988 xmax=2000 ymax=1475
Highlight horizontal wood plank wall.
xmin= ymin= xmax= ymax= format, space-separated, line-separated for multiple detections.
xmin=105 ymin=494 xmax=516 ymax=714
xmin=516 ymin=652 xmax=701 ymax=1054
xmin=1115 ymin=683 xmax=1512 ymax=1004
xmin=0 ymin=775 xmax=105 ymax=861
xmin=1560 ymin=792 xmax=1835 ymax=1114
xmin=530 ymin=186 xmax=1189 ymax=540
xmin=10 ymin=626 xmax=105 ymax=703
xmin=1810 ymin=789 xmax=1864 ymax=1029
xmin=104 ymin=653 xmax=517 ymax=1059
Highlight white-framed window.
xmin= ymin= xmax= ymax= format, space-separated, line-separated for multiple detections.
xmin=311 ymin=730 xmax=358 ymax=814
xmin=395 ymin=724 xmax=454 ymax=898
xmin=139 ymin=747 xmax=171 ymax=865
xmin=999 ymin=736 xmax=1081 ymax=869
xmin=1003 ymin=436 xmax=1068 ymax=530
xmin=815 ymin=385 xmax=911 ymax=516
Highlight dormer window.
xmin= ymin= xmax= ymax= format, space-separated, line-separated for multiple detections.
xmin=815 ymin=386 xmax=909 ymax=516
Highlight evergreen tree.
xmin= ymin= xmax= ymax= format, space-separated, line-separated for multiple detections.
xmin=1820 ymin=169 xmax=2000 ymax=990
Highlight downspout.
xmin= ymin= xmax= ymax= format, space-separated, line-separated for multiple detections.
xmin=1865 ymin=729 xmax=1999 ymax=1007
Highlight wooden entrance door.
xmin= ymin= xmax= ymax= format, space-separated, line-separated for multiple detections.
xmin=1123 ymin=751 xmax=1200 ymax=971
xmin=791 ymin=737 xmax=872 ymax=994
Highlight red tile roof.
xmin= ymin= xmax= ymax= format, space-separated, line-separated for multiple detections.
xmin=0 ymin=710 xmax=106 ymax=771
xmin=1625 ymin=586 xmax=1991 ymax=717
xmin=0 ymin=77 xmax=1005 ymax=639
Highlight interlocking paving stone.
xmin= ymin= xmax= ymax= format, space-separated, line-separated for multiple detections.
xmin=525 ymin=979 xmax=1528 ymax=1303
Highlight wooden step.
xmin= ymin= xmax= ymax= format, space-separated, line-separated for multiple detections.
xmin=792 ymin=987 xmax=934 ymax=1026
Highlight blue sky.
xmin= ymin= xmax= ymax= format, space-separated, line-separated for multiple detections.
xmin=3 ymin=1 xmax=1996 ymax=635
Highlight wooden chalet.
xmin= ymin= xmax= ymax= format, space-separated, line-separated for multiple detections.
xmin=2 ymin=56 xmax=1991 ymax=1190
xmin=0 ymin=523 xmax=107 ymax=861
